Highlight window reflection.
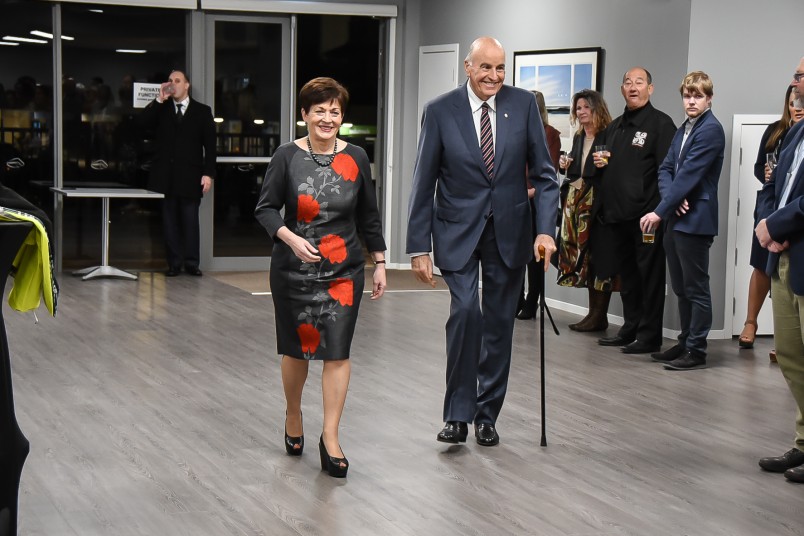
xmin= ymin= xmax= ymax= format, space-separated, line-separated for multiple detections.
xmin=59 ymin=4 xmax=187 ymax=269
xmin=0 ymin=2 xmax=53 ymax=203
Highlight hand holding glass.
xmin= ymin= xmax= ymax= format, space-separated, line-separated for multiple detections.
xmin=766 ymin=152 xmax=777 ymax=171
xmin=559 ymin=151 xmax=573 ymax=173
xmin=161 ymin=82 xmax=174 ymax=97
xmin=642 ymin=227 xmax=656 ymax=244
xmin=595 ymin=145 xmax=609 ymax=164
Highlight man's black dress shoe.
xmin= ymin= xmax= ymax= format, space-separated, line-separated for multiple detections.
xmin=651 ymin=344 xmax=686 ymax=362
xmin=437 ymin=422 xmax=468 ymax=444
xmin=663 ymin=351 xmax=706 ymax=370
xmin=474 ymin=423 xmax=499 ymax=446
xmin=621 ymin=341 xmax=661 ymax=354
xmin=516 ymin=308 xmax=535 ymax=320
xmin=759 ymin=448 xmax=804 ymax=473
xmin=185 ymin=267 xmax=203 ymax=276
xmin=165 ymin=268 xmax=180 ymax=277
xmin=785 ymin=465 xmax=804 ymax=483
xmin=598 ymin=335 xmax=635 ymax=347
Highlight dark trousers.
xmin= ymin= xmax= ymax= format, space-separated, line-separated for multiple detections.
xmin=162 ymin=195 xmax=201 ymax=270
xmin=1 ymin=224 xmax=31 ymax=536
xmin=664 ymin=228 xmax=713 ymax=356
xmin=593 ymin=218 xmax=666 ymax=346
xmin=441 ymin=218 xmax=524 ymax=425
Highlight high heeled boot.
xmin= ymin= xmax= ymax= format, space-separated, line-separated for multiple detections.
xmin=569 ymin=288 xmax=611 ymax=332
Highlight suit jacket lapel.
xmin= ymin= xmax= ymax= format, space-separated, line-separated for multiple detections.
xmin=494 ymin=89 xmax=507 ymax=179
xmin=776 ymin=123 xmax=804 ymax=204
xmin=453 ymin=84 xmax=490 ymax=180
xmin=678 ymin=111 xmax=708 ymax=164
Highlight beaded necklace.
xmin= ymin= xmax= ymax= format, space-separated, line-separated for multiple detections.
xmin=306 ymin=136 xmax=338 ymax=167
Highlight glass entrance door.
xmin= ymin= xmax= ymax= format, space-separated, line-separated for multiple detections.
xmin=203 ymin=15 xmax=291 ymax=271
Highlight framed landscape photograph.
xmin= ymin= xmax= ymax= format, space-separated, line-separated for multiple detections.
xmin=513 ymin=47 xmax=603 ymax=141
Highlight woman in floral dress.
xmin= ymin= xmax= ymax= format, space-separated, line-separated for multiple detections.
xmin=255 ymin=78 xmax=386 ymax=477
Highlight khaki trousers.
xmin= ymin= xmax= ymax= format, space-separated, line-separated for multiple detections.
xmin=771 ymin=253 xmax=804 ymax=449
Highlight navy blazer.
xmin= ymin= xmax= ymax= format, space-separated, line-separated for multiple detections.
xmin=655 ymin=109 xmax=725 ymax=235
xmin=140 ymin=97 xmax=217 ymax=199
xmin=757 ymin=120 xmax=804 ymax=295
xmin=406 ymin=83 xmax=559 ymax=271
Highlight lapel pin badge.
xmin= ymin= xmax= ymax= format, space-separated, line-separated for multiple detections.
xmin=504 ymin=113 xmax=508 ymax=118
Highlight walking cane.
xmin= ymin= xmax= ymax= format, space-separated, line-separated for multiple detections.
xmin=538 ymin=245 xmax=547 ymax=447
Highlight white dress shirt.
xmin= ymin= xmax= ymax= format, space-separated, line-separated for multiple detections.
xmin=467 ymin=84 xmax=497 ymax=151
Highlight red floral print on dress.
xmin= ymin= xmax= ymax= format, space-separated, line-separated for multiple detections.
xmin=319 ymin=234 xmax=347 ymax=264
xmin=296 ymin=194 xmax=320 ymax=222
xmin=331 ymin=153 xmax=358 ymax=182
xmin=328 ymin=278 xmax=354 ymax=306
xmin=297 ymin=323 xmax=320 ymax=354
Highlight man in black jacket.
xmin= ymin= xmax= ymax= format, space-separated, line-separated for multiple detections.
xmin=591 ymin=67 xmax=676 ymax=354
xmin=141 ymin=69 xmax=216 ymax=276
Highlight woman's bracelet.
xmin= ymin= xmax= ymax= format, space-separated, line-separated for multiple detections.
xmin=374 ymin=260 xmax=386 ymax=266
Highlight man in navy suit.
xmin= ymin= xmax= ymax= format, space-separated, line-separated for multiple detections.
xmin=407 ymin=37 xmax=559 ymax=446
xmin=755 ymin=56 xmax=804 ymax=483
xmin=141 ymin=69 xmax=216 ymax=277
xmin=640 ymin=71 xmax=724 ymax=370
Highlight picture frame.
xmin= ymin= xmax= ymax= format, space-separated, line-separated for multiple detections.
xmin=513 ymin=47 xmax=604 ymax=141
xmin=513 ymin=47 xmax=603 ymax=108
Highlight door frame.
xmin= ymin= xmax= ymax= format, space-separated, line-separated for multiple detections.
xmin=200 ymin=12 xmax=293 ymax=272
xmin=724 ymin=114 xmax=778 ymax=339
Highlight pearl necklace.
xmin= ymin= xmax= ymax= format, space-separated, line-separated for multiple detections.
xmin=306 ymin=136 xmax=338 ymax=167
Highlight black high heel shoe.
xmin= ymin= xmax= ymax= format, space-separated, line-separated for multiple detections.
xmin=284 ymin=411 xmax=304 ymax=456
xmin=319 ymin=435 xmax=348 ymax=477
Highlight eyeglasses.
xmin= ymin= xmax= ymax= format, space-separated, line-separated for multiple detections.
xmin=794 ymin=72 xmax=804 ymax=83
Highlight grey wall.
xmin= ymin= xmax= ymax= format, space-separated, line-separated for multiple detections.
xmin=390 ymin=0 xmax=693 ymax=324
xmin=685 ymin=0 xmax=803 ymax=334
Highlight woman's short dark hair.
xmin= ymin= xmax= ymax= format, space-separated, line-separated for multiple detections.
xmin=299 ymin=77 xmax=349 ymax=113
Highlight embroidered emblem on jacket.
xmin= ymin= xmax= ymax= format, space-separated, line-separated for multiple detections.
xmin=632 ymin=131 xmax=647 ymax=147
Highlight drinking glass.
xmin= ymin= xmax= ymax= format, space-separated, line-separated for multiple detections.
xmin=595 ymin=145 xmax=609 ymax=165
xmin=766 ymin=152 xmax=778 ymax=171
xmin=559 ymin=150 xmax=573 ymax=174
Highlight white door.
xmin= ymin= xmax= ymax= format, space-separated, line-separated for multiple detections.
xmin=731 ymin=116 xmax=778 ymax=336
xmin=417 ymin=44 xmax=460 ymax=137
xmin=417 ymin=44 xmax=460 ymax=276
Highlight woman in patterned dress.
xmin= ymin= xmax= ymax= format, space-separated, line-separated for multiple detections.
xmin=255 ymin=78 xmax=386 ymax=477
xmin=557 ymin=89 xmax=613 ymax=331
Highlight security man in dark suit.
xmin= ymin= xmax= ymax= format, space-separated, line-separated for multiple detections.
xmin=141 ymin=69 xmax=216 ymax=276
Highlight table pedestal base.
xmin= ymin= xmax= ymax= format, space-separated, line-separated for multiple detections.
xmin=73 ymin=265 xmax=138 ymax=280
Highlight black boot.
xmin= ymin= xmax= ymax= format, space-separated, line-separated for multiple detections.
xmin=569 ymin=288 xmax=611 ymax=332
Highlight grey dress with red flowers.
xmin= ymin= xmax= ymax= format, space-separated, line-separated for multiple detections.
xmin=255 ymin=142 xmax=386 ymax=360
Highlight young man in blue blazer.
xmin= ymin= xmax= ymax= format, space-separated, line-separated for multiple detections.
xmin=640 ymin=71 xmax=725 ymax=370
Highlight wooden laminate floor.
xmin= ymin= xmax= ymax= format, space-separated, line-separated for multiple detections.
xmin=3 ymin=271 xmax=801 ymax=536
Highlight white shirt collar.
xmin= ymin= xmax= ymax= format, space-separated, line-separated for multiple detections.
xmin=467 ymin=83 xmax=496 ymax=113
xmin=174 ymin=96 xmax=190 ymax=110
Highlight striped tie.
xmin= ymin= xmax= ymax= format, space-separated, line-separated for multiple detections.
xmin=480 ymin=102 xmax=494 ymax=179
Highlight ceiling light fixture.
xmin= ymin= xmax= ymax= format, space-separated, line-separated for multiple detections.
xmin=30 ymin=30 xmax=75 ymax=41
xmin=116 ymin=49 xmax=147 ymax=54
xmin=3 ymin=36 xmax=48 ymax=44
xmin=0 ymin=42 xmax=19 ymax=46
